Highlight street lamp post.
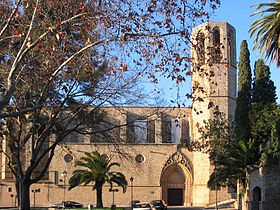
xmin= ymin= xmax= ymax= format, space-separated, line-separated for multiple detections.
xmin=109 ymin=188 xmax=119 ymax=206
xmin=214 ymin=167 xmax=218 ymax=210
xmin=130 ymin=177 xmax=134 ymax=208
xmin=215 ymin=184 xmax=218 ymax=210
xmin=10 ymin=194 xmax=14 ymax=207
xmin=61 ymin=170 xmax=67 ymax=202
xmin=32 ymin=188 xmax=40 ymax=207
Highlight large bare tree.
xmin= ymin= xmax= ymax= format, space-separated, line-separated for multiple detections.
xmin=0 ymin=0 xmax=220 ymax=209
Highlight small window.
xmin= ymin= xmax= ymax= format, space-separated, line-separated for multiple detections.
xmin=64 ymin=154 xmax=73 ymax=163
xmin=135 ymin=154 xmax=145 ymax=163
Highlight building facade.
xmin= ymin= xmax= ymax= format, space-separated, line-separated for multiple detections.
xmin=0 ymin=22 xmax=237 ymax=208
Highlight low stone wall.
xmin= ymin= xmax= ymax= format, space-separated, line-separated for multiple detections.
xmin=249 ymin=165 xmax=280 ymax=210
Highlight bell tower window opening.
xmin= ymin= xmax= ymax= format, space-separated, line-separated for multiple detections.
xmin=196 ymin=31 xmax=205 ymax=65
xmin=212 ymin=27 xmax=221 ymax=63
xmin=228 ymin=30 xmax=234 ymax=66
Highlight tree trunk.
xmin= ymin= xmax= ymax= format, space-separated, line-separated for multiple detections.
xmin=96 ymin=184 xmax=103 ymax=208
xmin=19 ymin=179 xmax=31 ymax=210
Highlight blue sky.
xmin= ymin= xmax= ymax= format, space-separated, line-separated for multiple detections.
xmin=211 ymin=0 xmax=280 ymax=103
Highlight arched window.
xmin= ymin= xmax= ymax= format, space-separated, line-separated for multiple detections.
xmin=252 ymin=186 xmax=261 ymax=210
xmin=196 ymin=31 xmax=205 ymax=65
xmin=212 ymin=27 xmax=221 ymax=63
xmin=213 ymin=27 xmax=220 ymax=46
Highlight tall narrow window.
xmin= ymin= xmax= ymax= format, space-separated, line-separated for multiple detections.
xmin=162 ymin=118 xmax=182 ymax=143
xmin=196 ymin=31 xmax=205 ymax=65
xmin=90 ymin=119 xmax=120 ymax=143
xmin=63 ymin=121 xmax=83 ymax=143
xmin=64 ymin=132 xmax=80 ymax=143
xmin=213 ymin=27 xmax=220 ymax=45
xmin=147 ymin=120 xmax=155 ymax=143
xmin=212 ymin=27 xmax=221 ymax=63
xmin=171 ymin=118 xmax=182 ymax=143
xmin=134 ymin=120 xmax=147 ymax=143
xmin=228 ymin=30 xmax=235 ymax=66
xmin=162 ymin=117 xmax=171 ymax=143
xmin=181 ymin=119 xmax=190 ymax=144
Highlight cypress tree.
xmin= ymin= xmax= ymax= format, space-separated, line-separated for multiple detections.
xmin=235 ymin=40 xmax=252 ymax=141
xmin=250 ymin=59 xmax=277 ymax=163
xmin=252 ymin=59 xmax=277 ymax=105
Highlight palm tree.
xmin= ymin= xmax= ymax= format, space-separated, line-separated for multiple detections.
xmin=208 ymin=139 xmax=256 ymax=192
xmin=68 ymin=151 xmax=127 ymax=207
xmin=249 ymin=1 xmax=280 ymax=67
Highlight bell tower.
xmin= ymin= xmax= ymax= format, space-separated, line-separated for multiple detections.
xmin=191 ymin=22 xmax=237 ymax=205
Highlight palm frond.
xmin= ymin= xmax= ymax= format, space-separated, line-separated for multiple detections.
xmin=250 ymin=1 xmax=280 ymax=66
xmin=68 ymin=150 xmax=128 ymax=197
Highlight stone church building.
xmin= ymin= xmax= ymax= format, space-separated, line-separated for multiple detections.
xmin=0 ymin=22 xmax=238 ymax=207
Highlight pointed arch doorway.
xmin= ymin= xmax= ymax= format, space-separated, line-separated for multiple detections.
xmin=161 ymin=152 xmax=193 ymax=206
